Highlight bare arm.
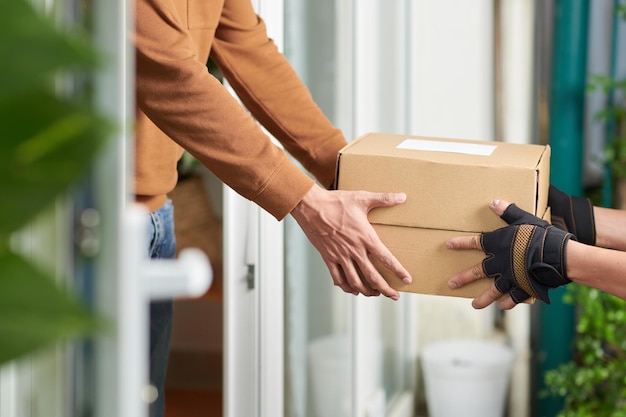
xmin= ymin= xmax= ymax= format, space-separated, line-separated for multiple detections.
xmin=447 ymin=200 xmax=626 ymax=310
xmin=594 ymin=206 xmax=626 ymax=251
xmin=566 ymin=240 xmax=626 ymax=300
xmin=549 ymin=185 xmax=626 ymax=251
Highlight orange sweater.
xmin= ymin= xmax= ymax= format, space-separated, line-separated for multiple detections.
xmin=134 ymin=0 xmax=347 ymax=219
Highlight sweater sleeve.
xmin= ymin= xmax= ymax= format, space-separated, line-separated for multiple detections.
xmin=210 ymin=0 xmax=347 ymax=189
xmin=134 ymin=0 xmax=316 ymax=219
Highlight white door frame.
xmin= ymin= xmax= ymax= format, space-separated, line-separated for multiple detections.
xmin=223 ymin=2 xmax=285 ymax=417
xmin=227 ymin=0 xmax=419 ymax=416
xmin=93 ymin=1 xmax=212 ymax=416
xmin=91 ymin=0 xmax=135 ymax=414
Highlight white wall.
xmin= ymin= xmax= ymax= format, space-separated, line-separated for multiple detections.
xmin=407 ymin=2 xmax=532 ymax=416
xmin=409 ymin=0 xmax=495 ymax=141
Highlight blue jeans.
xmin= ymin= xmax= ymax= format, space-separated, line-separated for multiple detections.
xmin=147 ymin=200 xmax=176 ymax=417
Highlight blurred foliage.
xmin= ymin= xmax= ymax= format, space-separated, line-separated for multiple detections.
xmin=544 ymin=286 xmax=626 ymax=416
xmin=587 ymin=0 xmax=626 ymax=184
xmin=544 ymin=5 xmax=626 ymax=414
xmin=177 ymin=151 xmax=203 ymax=179
xmin=588 ymin=74 xmax=626 ymax=182
xmin=0 ymin=0 xmax=111 ymax=363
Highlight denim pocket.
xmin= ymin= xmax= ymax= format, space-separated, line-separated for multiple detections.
xmin=147 ymin=199 xmax=177 ymax=260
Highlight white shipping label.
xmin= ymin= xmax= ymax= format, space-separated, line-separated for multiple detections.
xmin=396 ymin=138 xmax=497 ymax=156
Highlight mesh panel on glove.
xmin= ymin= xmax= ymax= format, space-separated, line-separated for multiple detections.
xmin=480 ymin=204 xmax=575 ymax=304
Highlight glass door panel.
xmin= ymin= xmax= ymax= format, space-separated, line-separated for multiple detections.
xmin=283 ymin=0 xmax=353 ymax=416
xmin=283 ymin=1 xmax=415 ymax=416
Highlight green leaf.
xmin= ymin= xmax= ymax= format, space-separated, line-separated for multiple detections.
xmin=0 ymin=252 xmax=104 ymax=364
xmin=0 ymin=0 xmax=113 ymax=237
xmin=0 ymin=0 xmax=99 ymax=100
xmin=0 ymin=91 xmax=111 ymax=236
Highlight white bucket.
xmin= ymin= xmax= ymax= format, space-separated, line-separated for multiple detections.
xmin=307 ymin=334 xmax=350 ymax=417
xmin=421 ymin=339 xmax=514 ymax=417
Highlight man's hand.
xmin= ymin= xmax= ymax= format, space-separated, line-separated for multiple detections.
xmin=290 ymin=184 xmax=412 ymax=300
xmin=446 ymin=200 xmax=574 ymax=309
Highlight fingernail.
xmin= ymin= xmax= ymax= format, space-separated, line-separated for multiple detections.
xmin=402 ymin=276 xmax=412 ymax=285
xmin=490 ymin=199 xmax=500 ymax=208
xmin=446 ymin=240 xmax=453 ymax=249
xmin=448 ymin=279 xmax=457 ymax=289
xmin=397 ymin=193 xmax=407 ymax=203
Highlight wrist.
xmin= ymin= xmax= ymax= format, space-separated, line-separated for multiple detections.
xmin=564 ymin=240 xmax=586 ymax=283
xmin=290 ymin=183 xmax=322 ymax=226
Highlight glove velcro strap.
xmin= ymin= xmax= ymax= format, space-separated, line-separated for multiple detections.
xmin=533 ymin=227 xmax=574 ymax=287
xmin=570 ymin=196 xmax=596 ymax=245
xmin=548 ymin=185 xmax=596 ymax=245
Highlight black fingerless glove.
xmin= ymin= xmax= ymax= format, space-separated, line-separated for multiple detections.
xmin=548 ymin=185 xmax=596 ymax=245
xmin=480 ymin=204 xmax=575 ymax=304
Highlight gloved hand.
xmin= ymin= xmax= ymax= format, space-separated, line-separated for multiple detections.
xmin=481 ymin=204 xmax=575 ymax=304
xmin=548 ymin=185 xmax=596 ymax=245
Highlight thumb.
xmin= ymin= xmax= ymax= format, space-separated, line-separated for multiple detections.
xmin=500 ymin=203 xmax=548 ymax=227
xmin=488 ymin=199 xmax=512 ymax=216
xmin=366 ymin=191 xmax=407 ymax=209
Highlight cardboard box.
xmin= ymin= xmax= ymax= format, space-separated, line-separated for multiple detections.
xmin=335 ymin=132 xmax=550 ymax=299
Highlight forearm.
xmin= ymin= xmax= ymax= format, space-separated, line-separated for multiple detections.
xmin=593 ymin=207 xmax=626 ymax=251
xmin=211 ymin=5 xmax=345 ymax=188
xmin=567 ymin=240 xmax=626 ymax=300
xmin=135 ymin=0 xmax=317 ymax=219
